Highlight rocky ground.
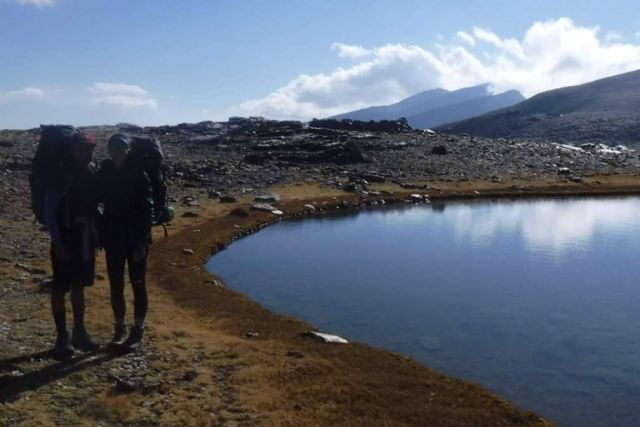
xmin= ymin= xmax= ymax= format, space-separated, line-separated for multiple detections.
xmin=0 ymin=117 xmax=639 ymax=426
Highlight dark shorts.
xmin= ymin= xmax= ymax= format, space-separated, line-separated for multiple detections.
xmin=50 ymin=227 xmax=97 ymax=293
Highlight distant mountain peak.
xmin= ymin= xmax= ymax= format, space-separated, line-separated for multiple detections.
xmin=330 ymin=84 xmax=524 ymax=129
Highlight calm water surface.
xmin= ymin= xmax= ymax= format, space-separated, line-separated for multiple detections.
xmin=206 ymin=197 xmax=640 ymax=427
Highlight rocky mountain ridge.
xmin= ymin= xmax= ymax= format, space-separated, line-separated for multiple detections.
xmin=438 ymin=69 xmax=640 ymax=145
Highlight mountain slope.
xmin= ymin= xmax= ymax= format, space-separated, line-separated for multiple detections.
xmin=331 ymin=84 xmax=524 ymax=128
xmin=437 ymin=69 xmax=640 ymax=144
xmin=407 ymin=90 xmax=525 ymax=130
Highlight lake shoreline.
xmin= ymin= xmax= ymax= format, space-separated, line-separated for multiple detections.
xmin=148 ymin=173 xmax=640 ymax=426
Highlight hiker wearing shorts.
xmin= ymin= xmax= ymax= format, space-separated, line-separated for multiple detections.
xmin=45 ymin=132 xmax=100 ymax=357
xmin=97 ymin=133 xmax=152 ymax=352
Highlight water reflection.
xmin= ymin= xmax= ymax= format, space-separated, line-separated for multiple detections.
xmin=380 ymin=197 xmax=640 ymax=255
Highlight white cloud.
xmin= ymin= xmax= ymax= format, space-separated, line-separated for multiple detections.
xmin=15 ymin=0 xmax=56 ymax=7
xmin=88 ymin=82 xmax=158 ymax=109
xmin=473 ymin=27 xmax=525 ymax=59
xmin=605 ymin=31 xmax=623 ymax=43
xmin=91 ymin=95 xmax=158 ymax=109
xmin=456 ymin=31 xmax=476 ymax=46
xmin=472 ymin=27 xmax=502 ymax=47
xmin=3 ymin=86 xmax=47 ymax=99
xmin=235 ymin=18 xmax=640 ymax=120
xmin=331 ymin=43 xmax=371 ymax=59
xmin=89 ymin=82 xmax=149 ymax=96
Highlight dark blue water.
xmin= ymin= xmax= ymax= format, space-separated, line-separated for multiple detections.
xmin=206 ymin=197 xmax=640 ymax=427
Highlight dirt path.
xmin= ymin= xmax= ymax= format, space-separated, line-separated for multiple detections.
xmin=3 ymin=174 xmax=640 ymax=426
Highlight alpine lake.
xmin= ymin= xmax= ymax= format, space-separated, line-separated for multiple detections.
xmin=207 ymin=196 xmax=640 ymax=427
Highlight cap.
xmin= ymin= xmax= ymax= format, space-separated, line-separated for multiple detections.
xmin=108 ymin=133 xmax=130 ymax=149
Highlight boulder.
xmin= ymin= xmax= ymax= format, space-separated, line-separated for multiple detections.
xmin=302 ymin=331 xmax=348 ymax=344
xmin=431 ymin=145 xmax=448 ymax=155
xmin=254 ymin=193 xmax=280 ymax=203
xmin=557 ymin=167 xmax=572 ymax=175
xmin=252 ymin=203 xmax=277 ymax=211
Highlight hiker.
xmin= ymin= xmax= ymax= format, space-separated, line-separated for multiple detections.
xmin=97 ymin=133 xmax=153 ymax=352
xmin=44 ymin=131 xmax=100 ymax=357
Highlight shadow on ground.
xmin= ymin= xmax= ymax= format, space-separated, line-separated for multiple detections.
xmin=0 ymin=349 xmax=119 ymax=403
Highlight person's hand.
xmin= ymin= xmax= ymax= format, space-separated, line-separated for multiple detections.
xmin=132 ymin=242 xmax=147 ymax=262
xmin=54 ymin=242 xmax=70 ymax=262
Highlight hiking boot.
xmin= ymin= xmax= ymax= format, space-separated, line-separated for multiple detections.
xmin=71 ymin=328 xmax=100 ymax=352
xmin=121 ymin=326 xmax=144 ymax=353
xmin=111 ymin=324 xmax=127 ymax=345
xmin=107 ymin=324 xmax=127 ymax=351
xmin=53 ymin=331 xmax=75 ymax=359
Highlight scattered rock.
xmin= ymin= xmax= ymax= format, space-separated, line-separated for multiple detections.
xmin=243 ymin=153 xmax=269 ymax=165
xmin=208 ymin=190 xmax=222 ymax=199
xmin=431 ymin=145 xmax=448 ymax=155
xmin=303 ymin=204 xmax=316 ymax=212
xmin=182 ymin=370 xmax=199 ymax=382
xmin=254 ymin=193 xmax=280 ymax=203
xmin=15 ymin=262 xmax=46 ymax=275
xmin=181 ymin=211 xmax=200 ymax=218
xmin=360 ymin=173 xmax=386 ymax=183
xmin=302 ymin=331 xmax=349 ymax=344
xmin=219 ymin=196 xmax=238 ymax=203
xmin=182 ymin=248 xmax=195 ymax=255
xmin=245 ymin=331 xmax=260 ymax=339
xmin=116 ymin=379 xmax=142 ymax=393
xmin=309 ymin=118 xmax=412 ymax=133
xmin=287 ymin=350 xmax=304 ymax=358
xmin=251 ymin=203 xmax=276 ymax=211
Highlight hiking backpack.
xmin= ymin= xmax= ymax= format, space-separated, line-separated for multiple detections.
xmin=30 ymin=125 xmax=80 ymax=224
xmin=128 ymin=135 xmax=173 ymax=233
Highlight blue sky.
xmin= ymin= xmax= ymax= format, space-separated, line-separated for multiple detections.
xmin=2 ymin=0 xmax=640 ymax=128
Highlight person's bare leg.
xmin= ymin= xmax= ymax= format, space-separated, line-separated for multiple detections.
xmin=51 ymin=287 xmax=67 ymax=336
xmin=70 ymin=285 xmax=99 ymax=351
xmin=70 ymin=285 xmax=85 ymax=331
xmin=51 ymin=287 xmax=74 ymax=357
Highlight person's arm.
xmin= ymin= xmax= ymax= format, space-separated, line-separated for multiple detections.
xmin=44 ymin=190 xmax=70 ymax=261
xmin=44 ymin=190 xmax=62 ymax=244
